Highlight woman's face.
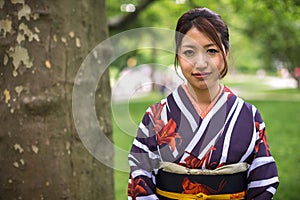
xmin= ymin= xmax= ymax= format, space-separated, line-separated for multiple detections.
xmin=178 ymin=27 xmax=227 ymax=91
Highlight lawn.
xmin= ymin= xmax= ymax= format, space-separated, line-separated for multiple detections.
xmin=112 ymin=93 xmax=162 ymax=199
xmin=248 ymin=100 xmax=300 ymax=200
xmin=113 ymin=77 xmax=300 ymax=200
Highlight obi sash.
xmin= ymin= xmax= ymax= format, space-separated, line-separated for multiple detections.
xmin=156 ymin=162 xmax=249 ymax=200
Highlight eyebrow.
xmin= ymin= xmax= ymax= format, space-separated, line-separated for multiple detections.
xmin=204 ymin=43 xmax=216 ymax=48
xmin=181 ymin=43 xmax=216 ymax=49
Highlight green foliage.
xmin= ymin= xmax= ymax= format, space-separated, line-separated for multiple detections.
xmin=107 ymin=1 xmax=191 ymax=74
xmin=230 ymin=0 xmax=300 ymax=71
xmin=107 ymin=0 xmax=300 ymax=74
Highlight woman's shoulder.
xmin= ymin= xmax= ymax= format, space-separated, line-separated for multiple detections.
xmin=149 ymin=85 xmax=182 ymax=106
xmin=145 ymin=98 xmax=168 ymax=113
xmin=224 ymin=85 xmax=258 ymax=114
xmin=144 ymin=86 xmax=183 ymax=117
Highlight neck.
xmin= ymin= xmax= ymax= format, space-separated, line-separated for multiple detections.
xmin=187 ymin=83 xmax=221 ymax=109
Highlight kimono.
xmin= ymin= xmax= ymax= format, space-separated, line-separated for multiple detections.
xmin=128 ymin=84 xmax=279 ymax=200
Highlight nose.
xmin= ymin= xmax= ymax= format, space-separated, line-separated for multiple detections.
xmin=194 ymin=52 xmax=209 ymax=70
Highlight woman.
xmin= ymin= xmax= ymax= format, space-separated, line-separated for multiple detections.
xmin=128 ymin=8 xmax=279 ymax=200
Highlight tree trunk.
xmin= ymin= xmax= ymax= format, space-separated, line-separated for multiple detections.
xmin=0 ymin=0 xmax=114 ymax=199
xmin=296 ymin=77 xmax=300 ymax=90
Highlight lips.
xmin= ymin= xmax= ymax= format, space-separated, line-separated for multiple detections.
xmin=191 ymin=72 xmax=212 ymax=79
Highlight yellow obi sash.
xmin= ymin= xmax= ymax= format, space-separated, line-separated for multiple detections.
xmin=156 ymin=188 xmax=246 ymax=199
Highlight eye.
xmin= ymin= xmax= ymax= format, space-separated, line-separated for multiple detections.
xmin=182 ymin=49 xmax=195 ymax=57
xmin=207 ymin=48 xmax=219 ymax=55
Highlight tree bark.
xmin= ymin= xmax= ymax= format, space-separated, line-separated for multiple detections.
xmin=0 ymin=0 xmax=114 ymax=199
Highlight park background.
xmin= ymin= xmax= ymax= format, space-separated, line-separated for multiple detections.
xmin=0 ymin=0 xmax=299 ymax=199
xmin=108 ymin=1 xmax=300 ymax=199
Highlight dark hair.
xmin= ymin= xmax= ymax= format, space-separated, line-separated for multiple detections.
xmin=174 ymin=8 xmax=230 ymax=78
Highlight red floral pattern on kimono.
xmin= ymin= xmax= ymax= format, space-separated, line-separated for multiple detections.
xmin=147 ymin=102 xmax=166 ymax=122
xmin=182 ymin=177 xmax=225 ymax=195
xmin=127 ymin=85 xmax=279 ymax=199
xmin=128 ymin=176 xmax=147 ymax=200
xmin=156 ymin=118 xmax=182 ymax=152
xmin=147 ymin=103 xmax=182 ymax=152
xmin=255 ymin=121 xmax=270 ymax=157
xmin=184 ymin=146 xmax=217 ymax=169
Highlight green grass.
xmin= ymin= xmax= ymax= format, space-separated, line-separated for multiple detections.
xmin=248 ymin=100 xmax=300 ymax=200
xmin=112 ymin=93 xmax=163 ymax=200
xmin=113 ymin=82 xmax=300 ymax=200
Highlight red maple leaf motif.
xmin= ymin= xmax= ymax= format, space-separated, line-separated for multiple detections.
xmin=128 ymin=176 xmax=147 ymax=199
xmin=156 ymin=119 xmax=182 ymax=152
xmin=255 ymin=122 xmax=270 ymax=157
xmin=184 ymin=146 xmax=216 ymax=169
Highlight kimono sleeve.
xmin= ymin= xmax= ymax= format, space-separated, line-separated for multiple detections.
xmin=246 ymin=108 xmax=279 ymax=200
xmin=128 ymin=108 xmax=161 ymax=200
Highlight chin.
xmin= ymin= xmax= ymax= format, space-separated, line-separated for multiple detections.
xmin=192 ymin=83 xmax=209 ymax=90
xmin=191 ymin=80 xmax=218 ymax=90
